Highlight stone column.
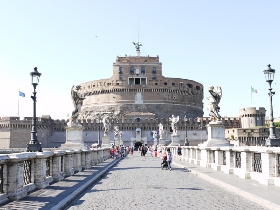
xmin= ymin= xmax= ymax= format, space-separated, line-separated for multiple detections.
xmin=84 ymin=150 xmax=91 ymax=169
xmin=72 ymin=149 xmax=82 ymax=173
xmin=64 ymin=150 xmax=75 ymax=177
xmin=200 ymin=148 xmax=211 ymax=168
xmin=52 ymin=150 xmax=66 ymax=182
xmin=239 ymin=150 xmax=252 ymax=179
xmin=260 ymin=151 xmax=275 ymax=185
xmin=81 ymin=150 xmax=86 ymax=170
xmin=92 ymin=149 xmax=98 ymax=165
xmin=34 ymin=151 xmax=54 ymax=189
xmin=6 ymin=153 xmax=36 ymax=200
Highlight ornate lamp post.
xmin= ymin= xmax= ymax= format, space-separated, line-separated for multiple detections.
xmin=199 ymin=125 xmax=203 ymax=144
xmin=263 ymin=64 xmax=280 ymax=146
xmin=184 ymin=116 xmax=189 ymax=146
xmin=97 ymin=116 xmax=100 ymax=147
xmin=27 ymin=67 xmax=42 ymax=152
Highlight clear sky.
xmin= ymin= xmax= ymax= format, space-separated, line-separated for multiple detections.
xmin=1 ymin=1 xmax=280 ymax=120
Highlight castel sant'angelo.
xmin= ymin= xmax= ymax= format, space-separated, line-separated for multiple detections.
xmin=78 ymin=43 xmax=204 ymax=120
xmin=0 ymin=43 xmax=243 ymax=149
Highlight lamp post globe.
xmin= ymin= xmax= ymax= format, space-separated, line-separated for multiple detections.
xmin=263 ymin=64 xmax=280 ymax=147
xmin=27 ymin=67 xmax=42 ymax=152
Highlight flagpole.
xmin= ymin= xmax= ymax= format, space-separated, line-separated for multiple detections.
xmin=18 ymin=90 xmax=19 ymax=118
xmin=251 ymin=86 xmax=252 ymax=106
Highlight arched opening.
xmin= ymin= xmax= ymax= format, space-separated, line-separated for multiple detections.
xmin=134 ymin=142 xmax=142 ymax=150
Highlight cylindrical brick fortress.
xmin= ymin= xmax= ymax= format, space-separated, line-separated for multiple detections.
xmin=78 ymin=54 xmax=204 ymax=119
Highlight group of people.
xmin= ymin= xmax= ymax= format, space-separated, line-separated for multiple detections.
xmin=161 ymin=144 xmax=182 ymax=171
xmin=110 ymin=145 xmax=128 ymax=159
xmin=110 ymin=143 xmax=183 ymax=172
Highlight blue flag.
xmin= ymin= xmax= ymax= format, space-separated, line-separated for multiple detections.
xmin=19 ymin=91 xmax=25 ymax=97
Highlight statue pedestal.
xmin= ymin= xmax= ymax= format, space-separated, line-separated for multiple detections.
xmin=199 ymin=121 xmax=233 ymax=147
xmin=114 ymin=137 xmax=120 ymax=146
xmin=102 ymin=136 xmax=111 ymax=148
xmin=61 ymin=123 xmax=87 ymax=150
xmin=168 ymin=134 xmax=180 ymax=146
xmin=158 ymin=138 xmax=166 ymax=146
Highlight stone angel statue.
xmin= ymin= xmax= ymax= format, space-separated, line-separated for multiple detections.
xmin=169 ymin=115 xmax=179 ymax=135
xmin=102 ymin=114 xmax=110 ymax=136
xmin=114 ymin=126 xmax=119 ymax=137
xmin=158 ymin=123 xmax=164 ymax=139
xmin=70 ymin=85 xmax=85 ymax=123
xmin=207 ymin=86 xmax=222 ymax=122
xmin=152 ymin=130 xmax=157 ymax=140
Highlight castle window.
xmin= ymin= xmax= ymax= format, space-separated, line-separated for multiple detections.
xmin=129 ymin=78 xmax=134 ymax=85
xmin=116 ymin=83 xmax=119 ymax=85
xmin=155 ymin=83 xmax=158 ymax=85
xmin=135 ymin=78 xmax=140 ymax=85
xmin=119 ymin=75 xmax=123 ymax=80
xmin=164 ymin=82 xmax=167 ymax=86
xmin=119 ymin=67 xmax=122 ymax=74
xmin=152 ymin=67 xmax=156 ymax=74
xmin=152 ymin=75 xmax=156 ymax=79
xmin=130 ymin=67 xmax=134 ymax=74
xmin=172 ymin=83 xmax=175 ymax=86
xmin=186 ymin=84 xmax=193 ymax=88
xmin=196 ymin=86 xmax=200 ymax=90
xmin=136 ymin=118 xmax=140 ymax=123
xmin=141 ymin=78 xmax=146 ymax=85
xmin=179 ymin=82 xmax=183 ymax=88
xmin=141 ymin=67 xmax=145 ymax=73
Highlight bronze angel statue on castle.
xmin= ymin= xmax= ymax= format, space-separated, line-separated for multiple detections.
xmin=132 ymin=42 xmax=142 ymax=51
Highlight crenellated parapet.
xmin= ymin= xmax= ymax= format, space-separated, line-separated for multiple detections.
xmin=239 ymin=107 xmax=266 ymax=128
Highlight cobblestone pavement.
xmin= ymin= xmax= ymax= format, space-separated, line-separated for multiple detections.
xmin=66 ymin=153 xmax=268 ymax=210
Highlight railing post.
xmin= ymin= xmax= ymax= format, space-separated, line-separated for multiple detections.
xmin=85 ymin=150 xmax=91 ymax=169
xmin=34 ymin=151 xmax=54 ymax=189
xmin=200 ymin=148 xmax=211 ymax=168
xmin=92 ymin=149 xmax=98 ymax=165
xmin=64 ymin=150 xmax=75 ymax=176
xmin=81 ymin=150 xmax=86 ymax=170
xmin=239 ymin=149 xmax=252 ymax=179
xmin=52 ymin=150 xmax=66 ymax=182
xmin=6 ymin=153 xmax=36 ymax=200
xmin=259 ymin=150 xmax=275 ymax=185
xmin=73 ymin=149 xmax=82 ymax=173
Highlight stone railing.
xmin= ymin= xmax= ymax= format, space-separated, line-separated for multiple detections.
xmin=0 ymin=147 xmax=110 ymax=204
xmin=167 ymin=146 xmax=280 ymax=186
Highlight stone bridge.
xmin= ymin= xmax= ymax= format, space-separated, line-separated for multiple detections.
xmin=0 ymin=146 xmax=280 ymax=209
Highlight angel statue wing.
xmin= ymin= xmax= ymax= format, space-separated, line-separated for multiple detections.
xmin=216 ymin=86 xmax=222 ymax=105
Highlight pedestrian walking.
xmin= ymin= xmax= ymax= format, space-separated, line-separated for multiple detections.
xmin=149 ymin=147 xmax=153 ymax=157
xmin=141 ymin=145 xmax=147 ymax=159
xmin=166 ymin=148 xmax=172 ymax=171
xmin=130 ymin=147 xmax=134 ymax=156
xmin=177 ymin=144 xmax=182 ymax=161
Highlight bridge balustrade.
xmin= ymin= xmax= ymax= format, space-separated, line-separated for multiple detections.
xmin=0 ymin=147 xmax=110 ymax=204
xmin=167 ymin=145 xmax=280 ymax=187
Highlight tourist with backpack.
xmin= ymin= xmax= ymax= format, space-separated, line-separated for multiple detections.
xmin=166 ymin=148 xmax=172 ymax=171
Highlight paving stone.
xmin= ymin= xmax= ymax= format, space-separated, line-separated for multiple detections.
xmin=66 ymin=153 xmax=267 ymax=210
